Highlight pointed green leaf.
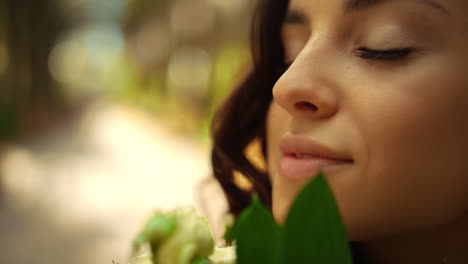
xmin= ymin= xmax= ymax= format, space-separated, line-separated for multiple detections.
xmin=222 ymin=218 xmax=237 ymax=245
xmin=282 ymin=172 xmax=352 ymax=264
xmin=222 ymin=225 xmax=236 ymax=244
xmin=236 ymin=195 xmax=283 ymax=264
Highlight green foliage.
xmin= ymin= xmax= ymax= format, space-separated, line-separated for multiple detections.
xmin=233 ymin=172 xmax=353 ymax=264
xmin=191 ymin=256 xmax=211 ymax=264
xmin=236 ymin=195 xmax=283 ymax=264
xmin=133 ymin=208 xmax=215 ymax=264
xmin=222 ymin=218 xmax=236 ymax=245
xmin=282 ymin=173 xmax=352 ymax=263
xmin=131 ymin=172 xmax=353 ymax=264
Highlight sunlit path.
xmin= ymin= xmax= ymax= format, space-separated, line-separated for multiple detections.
xmin=0 ymin=101 xmax=227 ymax=264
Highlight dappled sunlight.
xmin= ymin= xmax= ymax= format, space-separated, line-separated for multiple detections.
xmin=0 ymin=0 xmax=249 ymax=262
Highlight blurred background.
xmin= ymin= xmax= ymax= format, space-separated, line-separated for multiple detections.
xmin=0 ymin=0 xmax=253 ymax=263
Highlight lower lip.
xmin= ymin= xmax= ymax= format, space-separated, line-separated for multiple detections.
xmin=279 ymin=155 xmax=353 ymax=180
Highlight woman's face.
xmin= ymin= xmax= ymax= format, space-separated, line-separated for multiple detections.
xmin=266 ymin=0 xmax=468 ymax=241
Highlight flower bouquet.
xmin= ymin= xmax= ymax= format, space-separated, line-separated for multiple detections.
xmin=129 ymin=172 xmax=352 ymax=264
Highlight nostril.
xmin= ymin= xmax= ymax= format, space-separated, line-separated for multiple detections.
xmin=294 ymin=101 xmax=318 ymax=111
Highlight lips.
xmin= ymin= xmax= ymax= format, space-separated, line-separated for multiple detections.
xmin=279 ymin=135 xmax=353 ymax=180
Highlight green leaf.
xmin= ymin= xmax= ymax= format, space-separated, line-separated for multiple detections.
xmin=236 ymin=195 xmax=283 ymax=264
xmin=222 ymin=224 xmax=236 ymax=244
xmin=222 ymin=214 xmax=237 ymax=245
xmin=191 ymin=256 xmax=212 ymax=264
xmin=282 ymin=172 xmax=353 ymax=264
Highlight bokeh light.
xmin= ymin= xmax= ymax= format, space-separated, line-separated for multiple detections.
xmin=1 ymin=147 xmax=44 ymax=209
xmin=49 ymin=23 xmax=124 ymax=100
xmin=206 ymin=0 xmax=248 ymax=16
xmin=49 ymin=34 xmax=88 ymax=85
xmin=0 ymin=0 xmax=251 ymax=262
xmin=131 ymin=18 xmax=171 ymax=70
xmin=170 ymin=0 xmax=215 ymax=39
xmin=166 ymin=46 xmax=212 ymax=101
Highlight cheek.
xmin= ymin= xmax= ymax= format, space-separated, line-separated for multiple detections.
xmin=345 ymin=63 xmax=468 ymax=238
xmin=363 ymin=60 xmax=468 ymax=182
xmin=266 ymin=102 xmax=285 ymax=173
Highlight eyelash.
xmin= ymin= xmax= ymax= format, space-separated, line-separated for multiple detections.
xmin=354 ymin=47 xmax=413 ymax=61
xmin=279 ymin=47 xmax=413 ymax=73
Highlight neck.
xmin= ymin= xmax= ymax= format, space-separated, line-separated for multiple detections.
xmin=360 ymin=214 xmax=468 ymax=264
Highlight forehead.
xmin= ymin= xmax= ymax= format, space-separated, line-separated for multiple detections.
xmin=345 ymin=0 xmax=448 ymax=13
xmin=286 ymin=0 xmax=457 ymax=16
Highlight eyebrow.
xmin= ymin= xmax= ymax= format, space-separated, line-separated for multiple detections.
xmin=344 ymin=0 xmax=449 ymax=14
xmin=284 ymin=0 xmax=449 ymax=24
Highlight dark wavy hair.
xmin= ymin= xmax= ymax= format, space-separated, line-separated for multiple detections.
xmin=210 ymin=0 xmax=368 ymax=262
xmin=211 ymin=0 xmax=288 ymax=216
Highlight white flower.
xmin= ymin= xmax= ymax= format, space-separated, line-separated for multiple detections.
xmin=156 ymin=207 xmax=214 ymax=264
xmin=132 ymin=207 xmax=238 ymax=264
xmin=208 ymin=245 xmax=236 ymax=264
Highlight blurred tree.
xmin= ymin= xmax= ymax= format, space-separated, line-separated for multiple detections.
xmin=121 ymin=0 xmax=172 ymax=87
xmin=0 ymin=0 xmax=70 ymax=140
xmin=119 ymin=0 xmax=253 ymax=136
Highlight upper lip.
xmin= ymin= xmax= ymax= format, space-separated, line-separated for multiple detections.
xmin=279 ymin=135 xmax=353 ymax=161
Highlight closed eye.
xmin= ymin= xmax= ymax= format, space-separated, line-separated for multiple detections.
xmin=279 ymin=47 xmax=413 ymax=73
xmin=354 ymin=47 xmax=413 ymax=61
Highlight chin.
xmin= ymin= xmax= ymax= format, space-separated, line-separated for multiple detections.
xmin=271 ymin=179 xmax=313 ymax=225
xmin=271 ymin=194 xmax=290 ymax=226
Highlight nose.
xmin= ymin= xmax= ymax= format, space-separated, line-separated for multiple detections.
xmin=272 ymin=48 xmax=340 ymax=120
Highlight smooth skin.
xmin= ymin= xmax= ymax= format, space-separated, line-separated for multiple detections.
xmin=266 ymin=0 xmax=468 ymax=263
